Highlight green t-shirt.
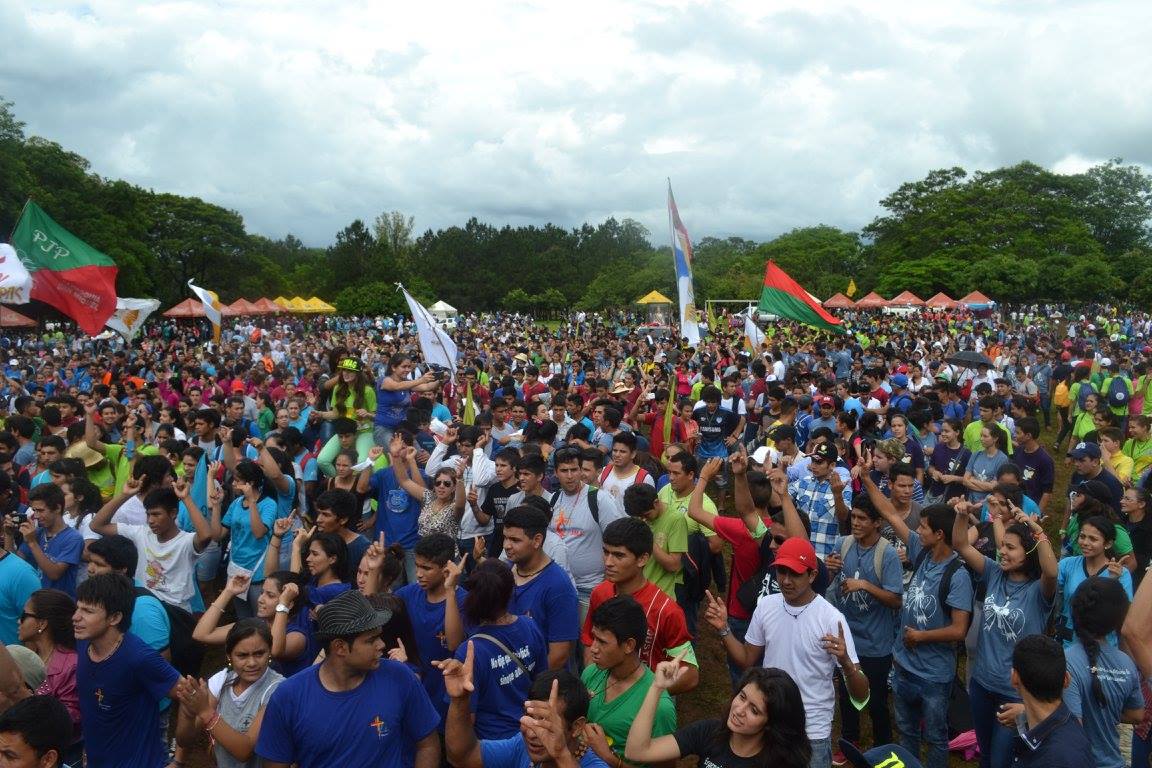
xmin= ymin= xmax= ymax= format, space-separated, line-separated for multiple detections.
xmin=580 ymin=665 xmax=676 ymax=766
xmin=644 ymin=507 xmax=689 ymax=598
xmin=1064 ymin=517 xmax=1132 ymax=557
xmin=962 ymin=420 xmax=1013 ymax=455
xmin=656 ymin=485 xmax=717 ymax=540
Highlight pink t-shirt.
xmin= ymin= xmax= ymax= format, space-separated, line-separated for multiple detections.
xmin=37 ymin=646 xmax=80 ymax=736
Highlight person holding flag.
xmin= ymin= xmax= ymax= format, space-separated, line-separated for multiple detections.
xmin=667 ymin=182 xmax=700 ymax=348
xmin=188 ymin=279 xmax=224 ymax=342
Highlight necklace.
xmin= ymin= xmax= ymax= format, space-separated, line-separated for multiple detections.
xmin=781 ymin=598 xmax=815 ymax=620
xmin=88 ymin=633 xmax=124 ymax=663
xmin=516 ymin=562 xmax=546 ymax=580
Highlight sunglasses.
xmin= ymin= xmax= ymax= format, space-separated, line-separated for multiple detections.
xmin=434 ymin=480 xmax=456 ymax=488
xmin=18 ymin=612 xmax=38 ymax=623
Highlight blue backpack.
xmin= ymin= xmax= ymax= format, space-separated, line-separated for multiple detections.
xmin=1076 ymin=381 xmax=1097 ymax=411
xmin=1106 ymin=376 xmax=1130 ymax=409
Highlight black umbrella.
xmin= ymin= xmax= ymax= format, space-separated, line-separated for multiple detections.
xmin=948 ymin=350 xmax=993 ymax=368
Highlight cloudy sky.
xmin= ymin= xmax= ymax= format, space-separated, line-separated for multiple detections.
xmin=2 ymin=0 xmax=1150 ymax=247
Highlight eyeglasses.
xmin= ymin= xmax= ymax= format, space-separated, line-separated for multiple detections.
xmin=18 ymin=612 xmax=38 ymax=623
xmin=434 ymin=480 xmax=455 ymax=488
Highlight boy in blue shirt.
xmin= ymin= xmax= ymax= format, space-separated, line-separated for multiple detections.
xmin=13 ymin=483 xmax=83 ymax=596
xmin=75 ymin=572 xmax=180 ymax=768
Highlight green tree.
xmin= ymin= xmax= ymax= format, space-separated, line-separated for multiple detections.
xmin=966 ymin=255 xmax=1040 ymax=302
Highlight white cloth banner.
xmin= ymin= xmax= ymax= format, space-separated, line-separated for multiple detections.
xmin=401 ymin=285 xmax=458 ymax=376
xmin=0 ymin=244 xmax=33 ymax=305
xmin=187 ymin=280 xmax=222 ymax=327
xmin=744 ymin=313 xmax=765 ymax=352
xmin=106 ymin=297 xmax=161 ymax=341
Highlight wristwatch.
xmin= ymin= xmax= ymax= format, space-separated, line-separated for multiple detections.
xmin=717 ymin=627 xmax=732 ymax=638
xmin=275 ymin=604 xmax=290 ymax=614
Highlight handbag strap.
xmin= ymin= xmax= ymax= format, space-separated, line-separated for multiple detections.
xmin=472 ymin=632 xmax=532 ymax=678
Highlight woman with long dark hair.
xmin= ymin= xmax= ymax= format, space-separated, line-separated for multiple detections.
xmin=373 ymin=353 xmax=440 ymax=447
xmin=1055 ymin=515 xmax=1134 ymax=644
xmin=13 ymin=589 xmax=80 ymax=757
xmin=953 ymin=500 xmax=1056 ymax=768
xmin=1064 ymin=577 xmax=1144 ymax=768
xmin=175 ymin=619 xmax=285 ymax=768
xmin=453 ymin=559 xmax=547 ymax=740
xmin=626 ymin=663 xmax=811 ymax=768
xmin=316 ymin=357 xmax=377 ymax=470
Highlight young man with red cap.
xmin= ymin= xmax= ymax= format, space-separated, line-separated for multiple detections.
xmin=703 ymin=534 xmax=869 ymax=768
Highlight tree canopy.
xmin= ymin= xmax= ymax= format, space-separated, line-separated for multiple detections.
xmin=2 ymin=97 xmax=1149 ymax=313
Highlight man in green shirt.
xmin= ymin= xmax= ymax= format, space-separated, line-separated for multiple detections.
xmin=581 ymin=596 xmax=676 ymax=768
xmin=622 ymin=484 xmax=685 ymax=599
xmin=962 ymin=395 xmax=1013 ymax=455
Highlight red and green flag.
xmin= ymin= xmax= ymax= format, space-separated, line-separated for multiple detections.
xmin=757 ymin=260 xmax=846 ymax=335
xmin=10 ymin=201 xmax=118 ymax=335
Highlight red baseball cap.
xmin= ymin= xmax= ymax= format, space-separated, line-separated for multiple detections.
xmin=773 ymin=537 xmax=817 ymax=574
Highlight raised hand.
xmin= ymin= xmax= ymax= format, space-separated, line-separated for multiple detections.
xmin=825 ymin=551 xmax=844 ymax=577
xmin=521 ymin=678 xmax=570 ymax=761
xmin=472 ymin=536 xmax=486 ymax=563
xmin=368 ymin=445 xmax=385 ymax=461
xmin=387 ymin=637 xmax=409 ymax=663
xmin=821 ymin=621 xmax=850 ymax=664
xmin=728 ymin=445 xmax=748 ymax=475
xmin=173 ymin=476 xmax=190 ymax=500
xmin=225 ymin=573 xmax=252 ymax=596
xmin=651 ymin=647 xmax=690 ymax=691
xmin=278 ymin=582 xmax=300 ymax=608
xmin=123 ymin=476 xmax=143 ymax=496
xmin=272 ymin=516 xmax=294 ymax=537
xmin=363 ymin=532 xmax=386 ymax=570
xmin=434 ymin=639 xmax=475 ymax=699
xmin=702 ymin=589 xmax=729 ymax=631
xmin=443 ymin=555 xmax=466 ymax=589
xmin=699 ymin=457 xmax=724 ymax=482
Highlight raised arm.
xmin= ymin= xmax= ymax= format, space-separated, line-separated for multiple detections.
xmin=860 ymin=465 xmax=911 ymax=545
xmin=396 ymin=447 xmax=427 ymax=500
xmin=687 ymin=458 xmax=723 ymax=531
xmin=951 ymin=504 xmax=986 ymax=575
xmin=192 ymin=575 xmax=247 ymax=645
xmin=773 ymin=471 xmax=809 ymax=541
xmin=624 ymin=653 xmax=689 ymax=765
xmin=89 ymin=477 xmax=143 ymax=538
xmin=174 ymin=476 xmax=214 ymax=552
xmin=436 ymin=641 xmax=482 ymax=768
xmin=253 ymin=439 xmax=291 ymax=495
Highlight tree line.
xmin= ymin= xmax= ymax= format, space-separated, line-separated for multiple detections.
xmin=2 ymin=96 xmax=1150 ymax=317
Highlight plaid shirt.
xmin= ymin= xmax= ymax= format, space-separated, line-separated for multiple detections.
xmin=788 ymin=475 xmax=850 ymax=557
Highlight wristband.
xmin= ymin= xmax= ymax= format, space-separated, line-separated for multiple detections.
xmin=204 ymin=712 xmax=222 ymax=732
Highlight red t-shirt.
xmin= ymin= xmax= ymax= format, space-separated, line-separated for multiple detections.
xmin=712 ymin=515 xmax=772 ymax=620
xmin=581 ymin=580 xmax=692 ymax=670
xmin=870 ymin=387 xmax=890 ymax=407
xmin=522 ymin=381 xmax=548 ymax=404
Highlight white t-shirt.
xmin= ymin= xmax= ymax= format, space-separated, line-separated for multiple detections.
xmin=549 ymin=485 xmax=625 ymax=591
xmin=112 ymin=495 xmax=147 ymax=527
xmin=745 ymin=593 xmax=859 ymax=741
xmin=119 ymin=524 xmax=201 ymax=611
xmin=64 ymin=513 xmax=100 ymax=541
xmin=597 ymin=466 xmax=655 ymax=507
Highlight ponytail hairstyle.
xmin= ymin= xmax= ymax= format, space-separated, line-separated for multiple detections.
xmin=1070 ymin=576 xmax=1130 ymax=707
xmin=462 ymin=559 xmax=514 ymax=625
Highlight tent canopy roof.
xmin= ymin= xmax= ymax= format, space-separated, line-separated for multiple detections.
xmin=853 ymin=291 xmax=889 ymax=308
xmin=888 ymin=290 xmax=925 ymax=306
xmin=823 ymin=292 xmax=854 ymax=308
xmin=925 ymin=292 xmax=959 ymax=308
xmin=429 ymin=300 xmax=457 ymax=313
xmin=635 ymin=290 xmax=673 ymax=304
xmin=959 ymin=290 xmax=993 ymax=305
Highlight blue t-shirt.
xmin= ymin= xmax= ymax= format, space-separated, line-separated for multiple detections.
xmin=481 ymin=734 xmax=612 ymax=768
xmin=368 ymin=468 xmax=421 ymax=549
xmin=459 ymin=617 xmax=548 ymax=739
xmin=508 ymin=560 xmax=580 ymax=646
xmin=19 ymin=525 xmax=84 ymax=596
xmin=893 ymin=536 xmax=973 ymax=683
xmin=833 ymin=536 xmax=903 ymax=658
xmin=77 ymin=632 xmax=180 ymax=768
xmin=0 ymin=553 xmax=41 ymax=644
xmin=256 ymin=660 xmax=439 ymax=768
xmin=1056 ymin=557 xmax=1133 ymax=645
xmin=965 ymin=450 xmax=1009 ymax=503
xmin=375 ymin=385 xmax=411 ymax=428
xmin=1064 ymin=641 xmax=1144 ymax=768
xmin=132 ymin=591 xmax=171 ymax=652
xmin=221 ymin=496 xmax=279 ymax=570
xmin=397 ymin=583 xmax=468 ymax=724
xmin=971 ymin=559 xmax=1052 ymax=697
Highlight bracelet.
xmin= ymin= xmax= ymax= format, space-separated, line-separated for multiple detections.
xmin=1033 ymin=532 xmax=1049 ymax=543
xmin=717 ymin=626 xmax=731 ymax=638
xmin=204 ymin=712 xmax=222 ymax=732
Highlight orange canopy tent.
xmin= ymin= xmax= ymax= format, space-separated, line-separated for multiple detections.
xmin=163 ymin=298 xmax=207 ymax=318
xmin=822 ymin=293 xmax=855 ymax=309
xmin=959 ymin=290 xmax=994 ymax=306
xmin=224 ymin=299 xmax=263 ymax=317
xmin=252 ymin=298 xmax=284 ymax=314
xmin=925 ymin=292 xmax=960 ymax=309
xmin=0 ymin=306 xmax=36 ymax=328
xmin=888 ymin=290 xmax=925 ymax=306
xmin=853 ymin=292 xmax=889 ymax=309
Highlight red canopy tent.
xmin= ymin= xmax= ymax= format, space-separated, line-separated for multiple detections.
xmin=0 ymin=306 xmax=36 ymax=328
xmin=925 ymin=292 xmax=960 ymax=309
xmin=252 ymin=298 xmax=284 ymax=314
xmin=888 ymin=290 xmax=925 ymax=306
xmin=958 ymin=290 xmax=994 ymax=306
xmin=224 ymin=299 xmax=262 ymax=317
xmin=823 ymin=293 xmax=855 ymax=309
xmin=163 ymin=298 xmax=206 ymax=318
xmin=853 ymin=292 xmax=889 ymax=309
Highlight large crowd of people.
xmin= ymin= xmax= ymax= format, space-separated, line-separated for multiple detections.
xmin=1 ymin=304 xmax=1152 ymax=768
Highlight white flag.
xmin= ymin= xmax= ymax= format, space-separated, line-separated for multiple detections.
xmin=744 ymin=312 xmax=765 ymax=353
xmin=106 ymin=297 xmax=160 ymax=341
xmin=0 ymin=244 xmax=33 ymax=305
xmin=187 ymin=280 xmax=222 ymax=328
xmin=400 ymin=285 xmax=458 ymax=376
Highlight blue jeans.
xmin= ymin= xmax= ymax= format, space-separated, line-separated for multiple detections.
xmin=808 ymin=737 xmax=831 ymax=768
xmin=892 ymin=666 xmax=952 ymax=768
xmin=968 ymin=678 xmax=1018 ymax=768
xmin=1133 ymin=726 xmax=1150 ymax=768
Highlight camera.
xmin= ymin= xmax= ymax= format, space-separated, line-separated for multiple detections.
xmin=427 ymin=363 xmax=450 ymax=381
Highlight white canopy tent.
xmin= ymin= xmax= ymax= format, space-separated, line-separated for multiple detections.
xmin=428 ymin=300 xmax=458 ymax=320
